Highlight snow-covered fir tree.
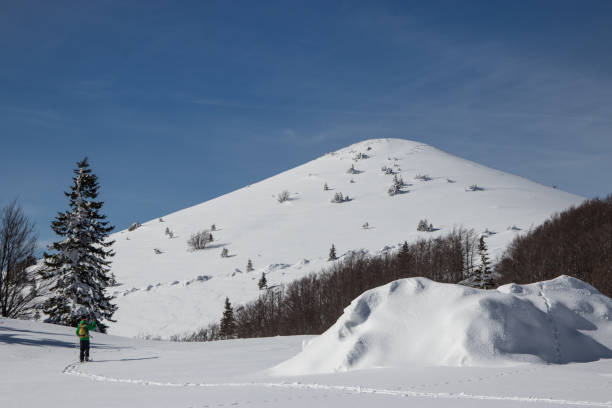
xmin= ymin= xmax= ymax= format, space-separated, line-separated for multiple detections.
xmin=417 ymin=219 xmax=432 ymax=231
xmin=40 ymin=158 xmax=116 ymax=332
xmin=246 ymin=259 xmax=254 ymax=272
xmin=388 ymin=183 xmax=399 ymax=196
xmin=219 ymin=297 xmax=236 ymax=339
xmin=328 ymin=244 xmax=337 ymax=261
xmin=258 ymin=272 xmax=267 ymax=290
xmin=220 ymin=248 xmax=229 ymax=258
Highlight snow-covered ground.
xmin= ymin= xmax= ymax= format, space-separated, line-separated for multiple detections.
xmin=2 ymin=277 xmax=612 ymax=408
xmin=107 ymin=138 xmax=584 ymax=338
xmin=274 ymin=276 xmax=612 ymax=374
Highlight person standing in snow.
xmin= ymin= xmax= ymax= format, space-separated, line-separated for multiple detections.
xmin=76 ymin=317 xmax=97 ymax=362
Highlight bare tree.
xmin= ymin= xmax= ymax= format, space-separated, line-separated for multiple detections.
xmin=277 ymin=190 xmax=290 ymax=203
xmin=187 ymin=230 xmax=213 ymax=250
xmin=0 ymin=200 xmax=39 ymax=318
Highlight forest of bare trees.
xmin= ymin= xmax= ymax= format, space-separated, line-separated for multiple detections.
xmin=177 ymin=195 xmax=612 ymax=342
xmin=173 ymin=227 xmax=479 ymax=341
xmin=497 ymin=195 xmax=612 ymax=297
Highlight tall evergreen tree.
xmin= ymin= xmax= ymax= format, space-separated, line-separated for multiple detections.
xmin=476 ymin=236 xmax=494 ymax=289
xmin=219 ymin=297 xmax=236 ymax=339
xmin=40 ymin=158 xmax=116 ymax=332
xmin=328 ymin=244 xmax=337 ymax=261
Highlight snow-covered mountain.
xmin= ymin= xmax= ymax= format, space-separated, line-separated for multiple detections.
xmin=109 ymin=138 xmax=583 ymax=337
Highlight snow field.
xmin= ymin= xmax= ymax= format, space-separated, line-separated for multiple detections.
xmin=1 ymin=317 xmax=611 ymax=408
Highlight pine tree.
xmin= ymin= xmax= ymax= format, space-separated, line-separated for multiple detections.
xmin=328 ymin=244 xmax=337 ymax=261
xmin=246 ymin=259 xmax=254 ymax=272
xmin=40 ymin=158 xmax=116 ymax=332
xmin=323 ymin=182 xmax=329 ymax=191
xmin=219 ymin=297 xmax=236 ymax=339
xmin=476 ymin=236 xmax=494 ymax=289
xmin=258 ymin=272 xmax=267 ymax=290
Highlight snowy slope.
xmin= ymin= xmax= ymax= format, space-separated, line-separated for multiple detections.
xmin=3 ymin=312 xmax=612 ymax=407
xmin=272 ymin=276 xmax=612 ymax=375
xmin=108 ymin=139 xmax=584 ymax=337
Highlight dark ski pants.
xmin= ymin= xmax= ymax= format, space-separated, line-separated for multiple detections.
xmin=80 ymin=339 xmax=90 ymax=362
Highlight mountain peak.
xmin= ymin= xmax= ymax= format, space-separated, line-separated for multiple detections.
xmin=109 ymin=138 xmax=583 ymax=337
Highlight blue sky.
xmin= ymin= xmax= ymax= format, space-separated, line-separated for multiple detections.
xmin=1 ymin=0 xmax=611 ymax=246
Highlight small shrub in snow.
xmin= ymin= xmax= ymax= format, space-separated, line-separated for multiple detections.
xmin=187 ymin=230 xmax=213 ymax=250
xmin=277 ymin=190 xmax=290 ymax=203
xmin=446 ymin=178 xmax=456 ymax=183
xmin=323 ymin=182 xmax=329 ymax=191
xmin=211 ymin=224 xmax=216 ymax=231
xmin=220 ymin=248 xmax=229 ymax=258
xmin=158 ymin=217 xmax=164 ymax=222
xmin=387 ymin=184 xmax=399 ymax=196
xmin=164 ymin=227 xmax=174 ymax=239
xmin=346 ymin=164 xmax=358 ymax=174
xmin=331 ymin=192 xmax=350 ymax=203
xmin=417 ymin=219 xmax=434 ymax=232
xmin=393 ymin=174 xmax=404 ymax=188
xmin=353 ymin=152 xmax=368 ymax=161
xmin=465 ymin=184 xmax=484 ymax=192
xmin=349 ymin=179 xmax=355 ymax=183
xmin=388 ymin=175 xmax=405 ymax=196
xmin=246 ymin=259 xmax=254 ymax=272
xmin=381 ymin=165 xmax=394 ymax=175
xmin=362 ymin=222 xmax=369 ymax=229
xmin=153 ymin=248 xmax=162 ymax=254
xmin=415 ymin=173 xmax=432 ymax=181
xmin=128 ymin=222 xmax=140 ymax=232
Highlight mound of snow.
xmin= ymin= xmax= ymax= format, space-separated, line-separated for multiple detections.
xmin=272 ymin=276 xmax=612 ymax=375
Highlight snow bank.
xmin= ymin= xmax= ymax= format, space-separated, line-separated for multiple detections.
xmin=272 ymin=276 xmax=612 ymax=375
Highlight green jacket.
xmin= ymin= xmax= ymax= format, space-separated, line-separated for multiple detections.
xmin=76 ymin=319 xmax=97 ymax=340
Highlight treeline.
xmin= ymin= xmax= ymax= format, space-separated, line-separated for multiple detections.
xmin=176 ymin=195 xmax=612 ymax=342
xmin=172 ymin=227 xmax=479 ymax=341
xmin=497 ymin=195 xmax=612 ymax=297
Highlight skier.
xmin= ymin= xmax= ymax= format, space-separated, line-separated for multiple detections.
xmin=76 ymin=317 xmax=97 ymax=362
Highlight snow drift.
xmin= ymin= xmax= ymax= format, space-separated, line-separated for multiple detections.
xmin=272 ymin=276 xmax=612 ymax=375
